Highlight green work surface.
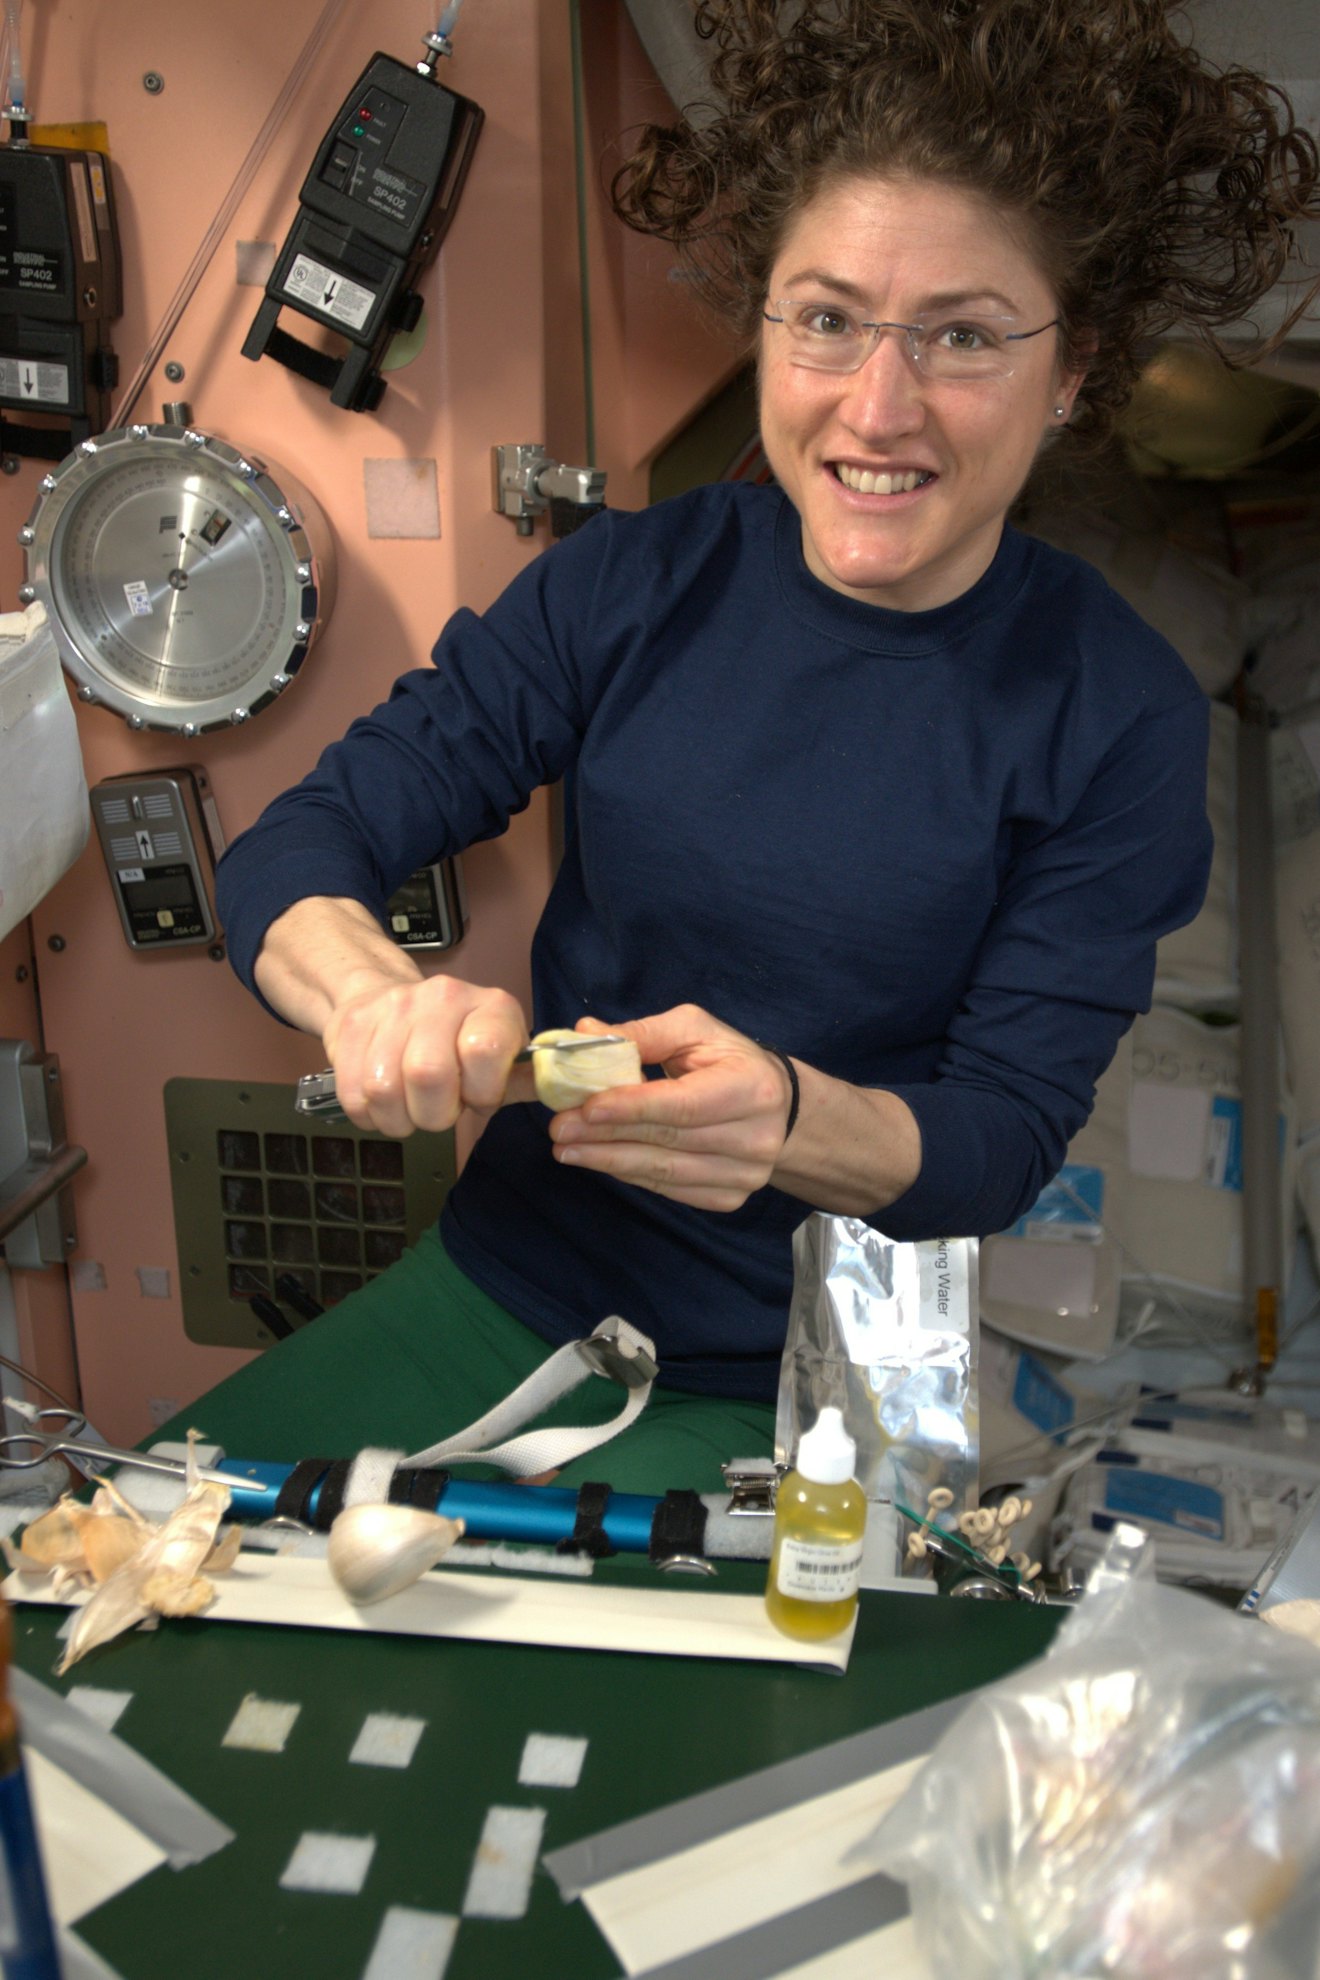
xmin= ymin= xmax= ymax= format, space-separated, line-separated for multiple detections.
xmin=11 ymin=1570 xmax=1061 ymax=1980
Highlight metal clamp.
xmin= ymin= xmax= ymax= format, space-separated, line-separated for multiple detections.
xmin=721 ymin=1457 xmax=785 ymax=1515
xmin=656 ymin=1554 xmax=718 ymax=1576
xmin=575 ymin=1316 xmax=658 ymax=1391
xmin=492 ymin=443 xmax=606 ymax=537
xmin=0 ymin=1041 xmax=85 ymax=1267
xmin=294 ymin=1069 xmax=347 ymax=1122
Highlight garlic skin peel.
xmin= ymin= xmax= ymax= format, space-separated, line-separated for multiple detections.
xmin=327 ymin=1503 xmax=466 ymax=1605
xmin=530 ymin=1029 xmax=642 ymax=1112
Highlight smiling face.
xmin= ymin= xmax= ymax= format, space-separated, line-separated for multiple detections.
xmin=759 ymin=175 xmax=1086 ymax=612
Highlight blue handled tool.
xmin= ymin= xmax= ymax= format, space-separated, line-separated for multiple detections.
xmin=0 ymin=1416 xmax=766 ymax=1563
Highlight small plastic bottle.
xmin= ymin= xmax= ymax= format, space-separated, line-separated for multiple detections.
xmin=764 ymin=1406 xmax=867 ymax=1640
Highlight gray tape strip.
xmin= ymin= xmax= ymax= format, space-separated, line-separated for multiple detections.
xmin=628 ymin=1870 xmax=910 ymax=1980
xmin=544 ymin=1689 xmax=970 ymax=1897
xmin=59 ymin=1926 xmax=128 ymax=1980
xmin=13 ymin=1667 xmax=234 ymax=1867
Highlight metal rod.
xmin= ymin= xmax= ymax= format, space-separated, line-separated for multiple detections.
xmin=1235 ymin=688 xmax=1283 ymax=1375
xmin=0 ymin=1145 xmax=86 ymax=1245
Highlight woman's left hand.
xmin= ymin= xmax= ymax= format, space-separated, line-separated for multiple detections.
xmin=547 ymin=1005 xmax=795 ymax=1211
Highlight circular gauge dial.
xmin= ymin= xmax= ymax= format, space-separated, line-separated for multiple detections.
xmin=20 ymin=424 xmax=334 ymax=733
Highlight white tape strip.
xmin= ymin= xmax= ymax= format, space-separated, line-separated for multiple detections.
xmin=361 ymin=1906 xmax=458 ymax=1980
xmin=222 ymin=1695 xmax=301 ymax=1755
xmin=519 ymin=1733 xmax=587 ymax=1789
xmin=461 ymin=1806 xmax=546 ymax=1919
xmin=349 ymin=1713 xmax=426 ymax=1770
xmin=280 ymin=1832 xmax=376 ymax=1895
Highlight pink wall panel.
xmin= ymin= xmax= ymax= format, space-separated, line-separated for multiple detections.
xmin=0 ymin=2 xmax=730 ymax=1444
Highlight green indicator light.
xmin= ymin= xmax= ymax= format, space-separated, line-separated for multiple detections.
xmin=352 ymin=123 xmax=366 ymax=137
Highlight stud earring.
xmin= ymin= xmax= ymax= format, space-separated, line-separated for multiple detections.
xmin=1053 ymin=405 xmax=1067 ymax=418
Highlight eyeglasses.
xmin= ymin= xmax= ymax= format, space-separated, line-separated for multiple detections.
xmin=762 ymin=300 xmax=1061 ymax=379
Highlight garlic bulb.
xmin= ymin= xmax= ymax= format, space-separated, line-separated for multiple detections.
xmin=529 ymin=1028 xmax=642 ymax=1112
xmin=327 ymin=1503 xmax=465 ymax=1605
xmin=1261 ymin=1598 xmax=1320 ymax=1648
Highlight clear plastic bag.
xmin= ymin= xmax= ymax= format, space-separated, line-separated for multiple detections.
xmin=863 ymin=1527 xmax=1320 ymax=1979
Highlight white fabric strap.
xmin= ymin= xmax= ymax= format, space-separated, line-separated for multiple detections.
xmin=343 ymin=1448 xmax=406 ymax=1508
xmin=401 ymin=1317 xmax=658 ymax=1480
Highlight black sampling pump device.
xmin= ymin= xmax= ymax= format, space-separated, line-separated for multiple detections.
xmin=0 ymin=104 xmax=121 ymax=458
xmin=242 ymin=28 xmax=483 ymax=413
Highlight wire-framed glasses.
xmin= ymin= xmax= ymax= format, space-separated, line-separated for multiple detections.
xmin=762 ymin=300 xmax=1061 ymax=378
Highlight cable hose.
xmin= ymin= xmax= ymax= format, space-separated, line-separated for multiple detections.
xmin=115 ymin=0 xmax=352 ymax=425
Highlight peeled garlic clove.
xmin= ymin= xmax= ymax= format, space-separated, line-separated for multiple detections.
xmin=327 ymin=1503 xmax=466 ymax=1606
xmin=529 ymin=1029 xmax=642 ymax=1112
xmin=1261 ymin=1598 xmax=1320 ymax=1647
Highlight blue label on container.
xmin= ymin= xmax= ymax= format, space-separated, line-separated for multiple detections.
xmin=1012 ymin=1352 xmax=1076 ymax=1437
xmin=1102 ymin=1468 xmax=1224 ymax=1539
xmin=1204 ymin=1100 xmax=1286 ymax=1194
xmin=1006 ymin=1162 xmax=1103 ymax=1238
xmin=1206 ymin=1096 xmax=1243 ymax=1192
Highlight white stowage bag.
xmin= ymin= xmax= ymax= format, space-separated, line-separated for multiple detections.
xmin=1151 ymin=700 xmax=1238 ymax=1014
xmin=1276 ymin=814 xmax=1320 ymax=1275
xmin=0 ymin=602 xmax=89 ymax=942
xmin=985 ymin=1008 xmax=1299 ymax=1354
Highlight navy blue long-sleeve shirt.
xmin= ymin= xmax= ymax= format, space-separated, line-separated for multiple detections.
xmin=218 ymin=484 xmax=1212 ymax=1399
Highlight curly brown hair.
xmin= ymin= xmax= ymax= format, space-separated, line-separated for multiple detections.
xmin=610 ymin=0 xmax=1320 ymax=443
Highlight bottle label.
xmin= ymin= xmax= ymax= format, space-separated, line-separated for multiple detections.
xmin=775 ymin=1536 xmax=864 ymax=1601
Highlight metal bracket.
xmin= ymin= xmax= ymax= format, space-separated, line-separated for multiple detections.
xmin=293 ymin=1068 xmax=346 ymax=1122
xmin=0 ymin=1040 xmax=86 ymax=1268
xmin=491 ymin=443 xmax=606 ymax=537
xmin=575 ymin=1316 xmax=658 ymax=1391
xmin=721 ymin=1457 xmax=785 ymax=1515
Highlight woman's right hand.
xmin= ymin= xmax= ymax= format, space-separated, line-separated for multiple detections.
xmin=253 ymin=895 xmax=535 ymax=1137
xmin=323 ymin=969 xmax=536 ymax=1137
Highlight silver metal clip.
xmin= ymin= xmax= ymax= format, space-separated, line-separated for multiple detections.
xmin=575 ymin=1316 xmax=658 ymax=1391
xmin=294 ymin=1069 xmax=346 ymax=1122
xmin=721 ymin=1457 xmax=785 ymax=1515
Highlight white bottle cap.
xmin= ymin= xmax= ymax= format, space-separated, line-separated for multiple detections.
xmin=794 ymin=1405 xmax=857 ymax=1486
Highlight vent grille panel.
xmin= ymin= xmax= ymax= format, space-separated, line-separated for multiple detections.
xmin=165 ymin=1077 xmax=454 ymax=1349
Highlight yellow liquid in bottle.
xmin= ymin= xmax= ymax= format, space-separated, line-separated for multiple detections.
xmin=764 ymin=1470 xmax=866 ymax=1641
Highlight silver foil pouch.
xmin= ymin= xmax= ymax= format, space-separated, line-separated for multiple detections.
xmin=776 ymin=1215 xmax=980 ymax=1525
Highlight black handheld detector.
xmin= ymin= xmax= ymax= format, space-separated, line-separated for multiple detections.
xmin=241 ymin=51 xmax=483 ymax=412
xmin=0 ymin=142 xmax=121 ymax=457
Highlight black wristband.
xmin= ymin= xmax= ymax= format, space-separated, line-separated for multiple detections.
xmin=761 ymin=1044 xmax=801 ymax=1143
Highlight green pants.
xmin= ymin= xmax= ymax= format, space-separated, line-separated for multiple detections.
xmin=162 ymin=1228 xmax=777 ymax=1497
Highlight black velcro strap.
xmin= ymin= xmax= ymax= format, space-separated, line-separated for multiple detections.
xmin=274 ymin=1457 xmax=334 ymax=1526
xmin=266 ymin=324 xmax=343 ymax=390
xmin=556 ymin=1480 xmax=616 ymax=1559
xmin=310 ymin=1458 xmax=354 ymax=1532
xmin=648 ymin=1489 xmax=708 ymax=1565
xmin=389 ymin=1466 xmax=451 ymax=1512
